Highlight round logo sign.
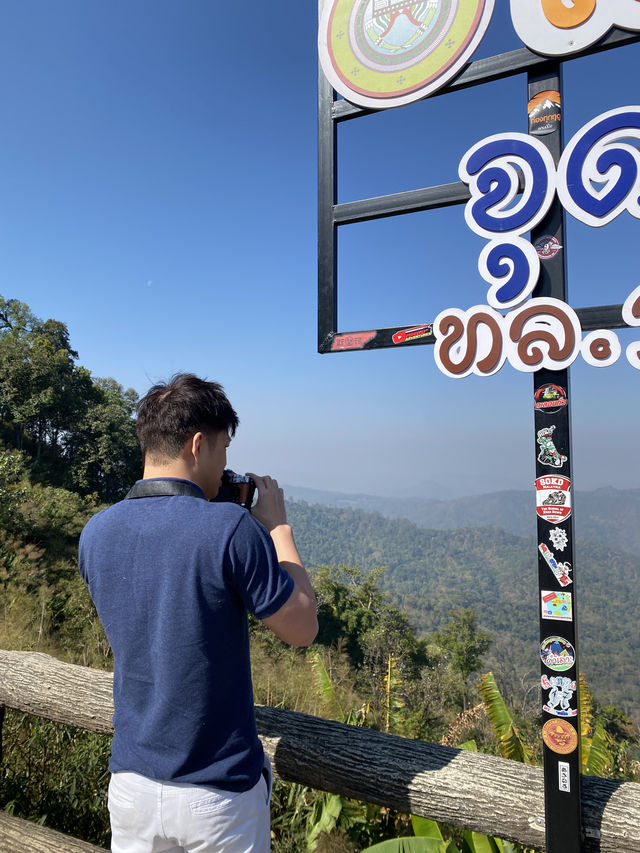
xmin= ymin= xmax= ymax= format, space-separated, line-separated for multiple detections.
xmin=533 ymin=234 xmax=563 ymax=260
xmin=534 ymin=383 xmax=567 ymax=413
xmin=540 ymin=636 xmax=576 ymax=672
xmin=542 ymin=718 xmax=578 ymax=755
xmin=318 ymin=0 xmax=495 ymax=109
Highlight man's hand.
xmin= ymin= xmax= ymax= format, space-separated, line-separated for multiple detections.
xmin=246 ymin=473 xmax=318 ymax=647
xmin=246 ymin=474 xmax=287 ymax=532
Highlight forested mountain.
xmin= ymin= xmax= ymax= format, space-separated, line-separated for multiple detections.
xmin=285 ymin=485 xmax=640 ymax=557
xmin=286 ymin=499 xmax=640 ymax=721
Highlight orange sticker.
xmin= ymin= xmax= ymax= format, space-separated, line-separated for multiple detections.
xmin=542 ymin=718 xmax=578 ymax=754
xmin=541 ymin=0 xmax=596 ymax=29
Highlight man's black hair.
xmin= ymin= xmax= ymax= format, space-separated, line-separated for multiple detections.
xmin=136 ymin=373 xmax=239 ymax=460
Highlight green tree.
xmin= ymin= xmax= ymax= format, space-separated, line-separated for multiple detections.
xmin=66 ymin=377 xmax=140 ymax=502
xmin=434 ymin=609 xmax=491 ymax=712
xmin=0 ymin=295 xmax=93 ymax=467
xmin=0 ymin=295 xmax=141 ymax=502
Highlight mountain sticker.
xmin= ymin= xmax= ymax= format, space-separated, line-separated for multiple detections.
xmin=528 ymin=90 xmax=562 ymax=136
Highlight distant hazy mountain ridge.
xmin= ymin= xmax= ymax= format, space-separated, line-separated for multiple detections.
xmin=284 ymin=485 xmax=640 ymax=557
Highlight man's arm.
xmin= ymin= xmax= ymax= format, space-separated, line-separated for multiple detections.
xmin=248 ymin=474 xmax=318 ymax=647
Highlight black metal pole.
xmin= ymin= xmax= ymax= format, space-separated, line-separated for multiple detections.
xmin=528 ymin=67 xmax=582 ymax=852
xmin=317 ymin=0 xmax=337 ymax=351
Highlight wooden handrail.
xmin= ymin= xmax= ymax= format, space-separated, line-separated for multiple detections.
xmin=0 ymin=650 xmax=638 ymax=852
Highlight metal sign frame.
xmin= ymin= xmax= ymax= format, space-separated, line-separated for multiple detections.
xmin=317 ymin=5 xmax=639 ymax=851
xmin=318 ymin=25 xmax=638 ymax=354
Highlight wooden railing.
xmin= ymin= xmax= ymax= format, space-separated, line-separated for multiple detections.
xmin=0 ymin=649 xmax=639 ymax=852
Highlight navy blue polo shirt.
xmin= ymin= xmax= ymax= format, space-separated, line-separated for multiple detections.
xmin=78 ymin=479 xmax=293 ymax=791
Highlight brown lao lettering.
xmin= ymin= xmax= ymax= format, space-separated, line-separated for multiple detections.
xmin=630 ymin=292 xmax=640 ymax=364
xmin=509 ymin=303 xmax=576 ymax=367
xmin=436 ymin=313 xmax=468 ymax=376
xmin=437 ymin=310 xmax=503 ymax=376
xmin=541 ymin=0 xmax=596 ymax=28
xmin=588 ymin=336 xmax=613 ymax=361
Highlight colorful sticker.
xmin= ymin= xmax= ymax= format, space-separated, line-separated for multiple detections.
xmin=536 ymin=426 xmax=567 ymax=469
xmin=541 ymin=590 xmax=572 ymax=622
xmin=558 ymin=761 xmax=571 ymax=792
xmin=540 ymin=636 xmax=576 ymax=672
xmin=542 ymin=718 xmax=578 ymax=755
xmin=528 ymin=90 xmax=561 ymax=136
xmin=541 ymin=674 xmax=577 ymax=717
xmin=536 ymin=476 xmax=571 ymax=524
xmin=331 ymin=331 xmax=377 ymax=351
xmin=318 ymin=0 xmax=496 ymax=110
xmin=539 ymin=543 xmax=572 ymax=587
xmin=534 ymin=384 xmax=567 ymax=413
xmin=534 ymin=234 xmax=562 ymax=260
xmin=549 ymin=527 xmax=568 ymax=552
xmin=392 ymin=324 xmax=433 ymax=344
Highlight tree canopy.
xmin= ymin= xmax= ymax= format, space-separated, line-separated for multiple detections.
xmin=0 ymin=295 xmax=141 ymax=502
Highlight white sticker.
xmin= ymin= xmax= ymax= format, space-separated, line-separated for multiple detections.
xmin=558 ymin=761 xmax=571 ymax=792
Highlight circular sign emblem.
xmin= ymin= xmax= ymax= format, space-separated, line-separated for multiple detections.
xmin=534 ymin=383 xmax=567 ymax=413
xmin=540 ymin=636 xmax=576 ymax=672
xmin=533 ymin=234 xmax=562 ymax=260
xmin=318 ymin=0 xmax=495 ymax=109
xmin=542 ymin=718 xmax=578 ymax=755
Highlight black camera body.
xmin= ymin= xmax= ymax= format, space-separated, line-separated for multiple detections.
xmin=212 ymin=469 xmax=256 ymax=510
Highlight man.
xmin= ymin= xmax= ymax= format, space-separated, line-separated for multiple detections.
xmin=79 ymin=373 xmax=317 ymax=853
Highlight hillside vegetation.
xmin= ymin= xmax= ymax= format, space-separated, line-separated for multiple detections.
xmin=0 ymin=294 xmax=638 ymax=851
xmin=286 ymin=500 xmax=640 ymax=721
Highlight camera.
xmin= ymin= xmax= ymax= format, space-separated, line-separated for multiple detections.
xmin=212 ymin=469 xmax=256 ymax=510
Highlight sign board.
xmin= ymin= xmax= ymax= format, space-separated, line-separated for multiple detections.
xmin=317 ymin=4 xmax=640 ymax=852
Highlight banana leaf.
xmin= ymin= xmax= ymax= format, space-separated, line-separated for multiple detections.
xmin=461 ymin=830 xmax=502 ymax=853
xmin=478 ymin=673 xmax=534 ymax=764
xmin=361 ymin=839 xmax=455 ymax=852
xmin=411 ymin=816 xmax=444 ymax=838
xmin=306 ymin=792 xmax=343 ymax=851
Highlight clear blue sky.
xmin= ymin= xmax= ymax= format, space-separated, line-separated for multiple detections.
xmin=0 ymin=0 xmax=638 ymax=498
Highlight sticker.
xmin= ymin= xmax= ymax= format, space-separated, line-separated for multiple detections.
xmin=536 ymin=476 xmax=571 ymax=524
xmin=540 ymin=636 xmax=576 ymax=672
xmin=318 ymin=0 xmax=496 ymax=110
xmin=534 ymin=234 xmax=563 ymax=260
xmin=541 ymin=674 xmax=577 ymax=717
xmin=542 ymin=718 xmax=578 ymax=755
xmin=539 ymin=543 xmax=572 ymax=587
xmin=331 ymin=331 xmax=377 ymax=351
xmin=536 ymin=426 xmax=567 ymax=469
xmin=528 ymin=90 xmax=561 ymax=136
xmin=534 ymin=384 xmax=567 ymax=413
xmin=541 ymin=590 xmax=572 ymax=622
xmin=558 ymin=761 xmax=571 ymax=792
xmin=549 ymin=527 xmax=568 ymax=552
xmin=392 ymin=324 xmax=433 ymax=345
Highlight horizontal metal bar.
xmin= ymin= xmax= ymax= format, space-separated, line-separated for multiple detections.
xmin=332 ymin=28 xmax=640 ymax=123
xmin=319 ymin=307 xmax=629 ymax=353
xmin=575 ymin=304 xmax=625 ymax=331
xmin=333 ymin=181 xmax=471 ymax=225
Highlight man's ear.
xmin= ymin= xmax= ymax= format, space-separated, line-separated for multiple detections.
xmin=188 ymin=432 xmax=204 ymax=463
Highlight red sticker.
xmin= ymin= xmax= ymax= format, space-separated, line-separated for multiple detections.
xmin=392 ymin=324 xmax=433 ymax=345
xmin=331 ymin=331 xmax=377 ymax=351
xmin=536 ymin=476 xmax=572 ymax=524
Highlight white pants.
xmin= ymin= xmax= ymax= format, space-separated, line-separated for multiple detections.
xmin=108 ymin=758 xmax=272 ymax=853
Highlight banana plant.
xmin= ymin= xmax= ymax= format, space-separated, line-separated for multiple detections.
xmin=579 ymin=673 xmax=613 ymax=776
xmin=477 ymin=672 xmax=534 ymax=764
xmin=361 ymin=816 xmax=520 ymax=852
